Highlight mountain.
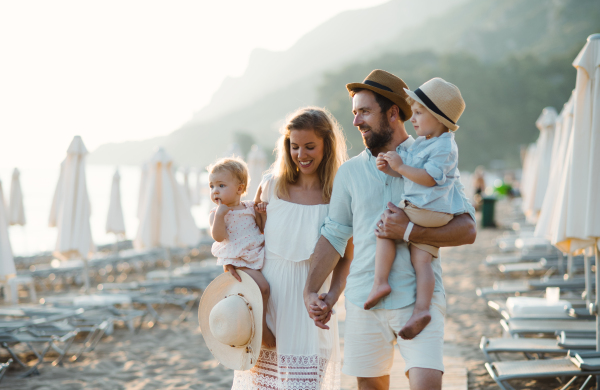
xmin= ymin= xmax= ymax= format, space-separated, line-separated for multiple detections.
xmin=89 ymin=0 xmax=599 ymax=169
xmin=88 ymin=0 xmax=468 ymax=166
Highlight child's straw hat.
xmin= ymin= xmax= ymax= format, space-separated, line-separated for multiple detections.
xmin=404 ymin=77 xmax=465 ymax=131
xmin=199 ymin=270 xmax=263 ymax=371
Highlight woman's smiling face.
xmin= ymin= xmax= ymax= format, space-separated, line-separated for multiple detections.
xmin=290 ymin=129 xmax=324 ymax=176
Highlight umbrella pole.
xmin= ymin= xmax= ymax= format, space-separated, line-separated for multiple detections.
xmin=595 ymin=240 xmax=599 ymax=390
xmin=83 ymin=257 xmax=91 ymax=293
xmin=567 ymin=253 xmax=574 ymax=279
xmin=585 ymin=253 xmax=592 ymax=308
xmin=164 ymin=247 xmax=171 ymax=282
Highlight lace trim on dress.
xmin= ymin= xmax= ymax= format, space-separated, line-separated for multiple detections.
xmin=232 ymin=350 xmax=341 ymax=390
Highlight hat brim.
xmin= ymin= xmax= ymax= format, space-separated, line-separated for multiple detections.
xmin=404 ymin=89 xmax=459 ymax=131
xmin=199 ymin=271 xmax=263 ymax=371
xmin=346 ymin=82 xmax=413 ymax=121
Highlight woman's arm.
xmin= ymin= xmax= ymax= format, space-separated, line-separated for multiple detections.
xmin=210 ymin=205 xmax=229 ymax=242
xmin=253 ymin=186 xmax=267 ymax=232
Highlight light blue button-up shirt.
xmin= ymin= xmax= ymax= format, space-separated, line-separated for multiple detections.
xmin=401 ymin=132 xmax=465 ymax=214
xmin=321 ymin=136 xmax=476 ymax=310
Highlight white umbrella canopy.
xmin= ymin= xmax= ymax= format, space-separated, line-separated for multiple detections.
xmin=134 ymin=148 xmax=200 ymax=250
xmin=193 ymin=169 xmax=203 ymax=206
xmin=0 ymin=180 xmax=16 ymax=280
xmin=519 ymin=143 xmax=537 ymax=216
xmin=246 ymin=144 xmax=267 ymax=200
xmin=181 ymin=167 xmax=192 ymax=208
xmin=52 ymin=136 xmax=95 ymax=259
xmin=8 ymin=168 xmax=25 ymax=226
xmin=535 ymin=93 xmax=575 ymax=240
xmin=522 ymin=107 xmax=558 ymax=223
xmin=551 ymin=34 xmax=600 ymax=254
xmin=136 ymin=162 xmax=149 ymax=219
xmin=106 ymin=169 xmax=126 ymax=237
xmin=49 ymin=160 xmax=66 ymax=228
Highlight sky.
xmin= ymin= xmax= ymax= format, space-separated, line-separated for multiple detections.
xmin=0 ymin=0 xmax=389 ymax=169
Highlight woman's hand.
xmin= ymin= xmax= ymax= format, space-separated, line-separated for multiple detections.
xmin=255 ymin=202 xmax=268 ymax=215
xmin=306 ymin=292 xmax=338 ymax=330
xmin=224 ymin=264 xmax=241 ymax=282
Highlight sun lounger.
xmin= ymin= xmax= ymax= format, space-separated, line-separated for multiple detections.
xmin=485 ymin=251 xmax=561 ymax=267
xmin=477 ymin=276 xmax=592 ymax=300
xmin=0 ymin=359 xmax=12 ymax=383
xmin=480 ymin=336 xmax=593 ymax=363
xmin=501 ymin=318 xmax=596 ymax=337
xmin=485 ymin=356 xmax=598 ymax=390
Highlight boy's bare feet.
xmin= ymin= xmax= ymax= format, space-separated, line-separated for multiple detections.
xmin=262 ymin=326 xmax=276 ymax=349
xmin=364 ymin=283 xmax=392 ymax=310
xmin=398 ymin=309 xmax=431 ymax=340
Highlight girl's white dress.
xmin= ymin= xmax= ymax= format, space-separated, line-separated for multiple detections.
xmin=232 ymin=176 xmax=341 ymax=390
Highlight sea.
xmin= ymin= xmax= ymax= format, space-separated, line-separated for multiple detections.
xmin=0 ymin=165 xmax=211 ymax=256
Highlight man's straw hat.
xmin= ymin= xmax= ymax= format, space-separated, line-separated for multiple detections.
xmin=346 ymin=69 xmax=412 ymax=120
xmin=199 ymin=271 xmax=262 ymax=371
xmin=403 ymin=77 xmax=465 ymax=131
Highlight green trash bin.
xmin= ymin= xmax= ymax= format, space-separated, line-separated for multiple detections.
xmin=481 ymin=197 xmax=496 ymax=227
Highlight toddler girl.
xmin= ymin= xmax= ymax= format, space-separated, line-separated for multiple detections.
xmin=364 ymin=78 xmax=466 ymax=341
xmin=208 ymin=157 xmax=275 ymax=348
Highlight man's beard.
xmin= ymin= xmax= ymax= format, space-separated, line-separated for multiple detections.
xmin=360 ymin=115 xmax=393 ymax=150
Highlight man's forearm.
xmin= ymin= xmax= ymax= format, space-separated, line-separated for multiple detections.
xmin=410 ymin=213 xmax=476 ymax=247
xmin=304 ymin=236 xmax=342 ymax=295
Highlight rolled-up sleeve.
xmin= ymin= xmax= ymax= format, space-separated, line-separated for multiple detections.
xmin=423 ymin=143 xmax=456 ymax=186
xmin=321 ymin=165 xmax=353 ymax=256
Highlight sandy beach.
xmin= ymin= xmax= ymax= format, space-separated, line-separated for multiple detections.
xmin=1 ymin=200 xmax=574 ymax=390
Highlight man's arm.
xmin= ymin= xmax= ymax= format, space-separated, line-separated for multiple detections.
xmin=375 ymin=202 xmax=476 ymax=247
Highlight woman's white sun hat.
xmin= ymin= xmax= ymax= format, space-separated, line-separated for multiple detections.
xmin=199 ymin=270 xmax=263 ymax=371
xmin=404 ymin=77 xmax=466 ymax=131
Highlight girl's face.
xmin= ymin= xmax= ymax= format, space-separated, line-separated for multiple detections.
xmin=410 ymin=102 xmax=447 ymax=139
xmin=209 ymin=170 xmax=243 ymax=206
xmin=290 ymin=129 xmax=325 ymax=177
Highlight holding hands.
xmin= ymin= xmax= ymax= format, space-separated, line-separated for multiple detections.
xmin=305 ymin=292 xmax=335 ymax=330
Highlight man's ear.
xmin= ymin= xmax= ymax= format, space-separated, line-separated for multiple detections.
xmin=388 ymin=105 xmax=400 ymax=123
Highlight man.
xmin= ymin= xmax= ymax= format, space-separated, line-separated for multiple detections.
xmin=303 ymin=69 xmax=476 ymax=390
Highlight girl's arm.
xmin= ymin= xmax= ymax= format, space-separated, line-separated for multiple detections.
xmin=253 ymin=186 xmax=267 ymax=233
xmin=210 ymin=205 xmax=229 ymax=242
xmin=383 ymin=152 xmax=436 ymax=187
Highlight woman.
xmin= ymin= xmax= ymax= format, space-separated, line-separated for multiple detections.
xmin=231 ymin=107 xmax=353 ymax=390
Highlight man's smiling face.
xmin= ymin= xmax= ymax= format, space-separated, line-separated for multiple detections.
xmin=352 ymin=90 xmax=393 ymax=151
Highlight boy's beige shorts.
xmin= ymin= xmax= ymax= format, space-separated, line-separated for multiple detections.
xmin=400 ymin=201 xmax=454 ymax=258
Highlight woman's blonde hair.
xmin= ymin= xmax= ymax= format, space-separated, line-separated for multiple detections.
xmin=272 ymin=107 xmax=348 ymax=202
xmin=207 ymin=157 xmax=250 ymax=196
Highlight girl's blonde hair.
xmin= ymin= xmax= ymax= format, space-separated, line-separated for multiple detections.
xmin=207 ymin=157 xmax=249 ymax=196
xmin=272 ymin=107 xmax=348 ymax=202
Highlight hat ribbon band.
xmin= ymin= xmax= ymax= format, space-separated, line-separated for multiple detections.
xmin=364 ymin=80 xmax=393 ymax=93
xmin=414 ymin=88 xmax=456 ymax=125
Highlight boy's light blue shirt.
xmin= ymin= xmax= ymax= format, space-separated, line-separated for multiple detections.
xmin=400 ymin=132 xmax=465 ymax=214
xmin=321 ymin=136 xmax=476 ymax=310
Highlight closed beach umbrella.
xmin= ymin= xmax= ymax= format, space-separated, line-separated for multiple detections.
xmin=193 ymin=169 xmax=203 ymax=206
xmin=52 ymin=136 xmax=95 ymax=291
xmin=519 ymin=143 xmax=537 ymax=216
xmin=0 ymin=180 xmax=16 ymax=281
xmin=551 ymin=34 xmax=600 ymax=254
xmin=49 ymin=160 xmax=66 ymax=228
xmin=181 ymin=167 xmax=192 ymax=208
xmin=134 ymin=147 xmax=199 ymax=250
xmin=136 ymin=162 xmax=149 ymax=219
xmin=246 ymin=144 xmax=267 ymax=200
xmin=8 ymin=168 xmax=25 ymax=226
xmin=522 ymin=107 xmax=557 ymax=223
xmin=106 ymin=169 xmax=126 ymax=237
xmin=535 ymin=93 xmax=575 ymax=240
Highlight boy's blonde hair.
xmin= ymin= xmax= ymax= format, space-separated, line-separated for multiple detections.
xmin=207 ymin=157 xmax=250 ymax=196
xmin=272 ymin=107 xmax=348 ymax=203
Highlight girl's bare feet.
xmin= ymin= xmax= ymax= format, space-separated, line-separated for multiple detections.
xmin=262 ymin=326 xmax=276 ymax=349
xmin=398 ymin=309 xmax=431 ymax=340
xmin=364 ymin=282 xmax=392 ymax=310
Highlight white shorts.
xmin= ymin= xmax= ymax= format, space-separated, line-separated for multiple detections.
xmin=342 ymin=293 xmax=446 ymax=378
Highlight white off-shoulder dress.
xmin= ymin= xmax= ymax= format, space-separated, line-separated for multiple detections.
xmin=232 ymin=175 xmax=341 ymax=390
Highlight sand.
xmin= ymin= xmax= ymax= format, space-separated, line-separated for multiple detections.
xmin=2 ymin=200 xmax=583 ymax=389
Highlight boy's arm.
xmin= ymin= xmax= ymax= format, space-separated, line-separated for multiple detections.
xmin=383 ymin=151 xmax=435 ymax=187
xmin=210 ymin=207 xmax=228 ymax=242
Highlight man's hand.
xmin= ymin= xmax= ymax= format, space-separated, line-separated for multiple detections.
xmin=382 ymin=151 xmax=404 ymax=172
xmin=224 ymin=264 xmax=241 ymax=282
xmin=304 ymin=292 xmax=334 ymax=330
xmin=375 ymin=202 xmax=409 ymax=240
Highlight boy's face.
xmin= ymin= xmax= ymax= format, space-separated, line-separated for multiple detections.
xmin=409 ymin=102 xmax=446 ymax=139
xmin=209 ymin=170 xmax=243 ymax=206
